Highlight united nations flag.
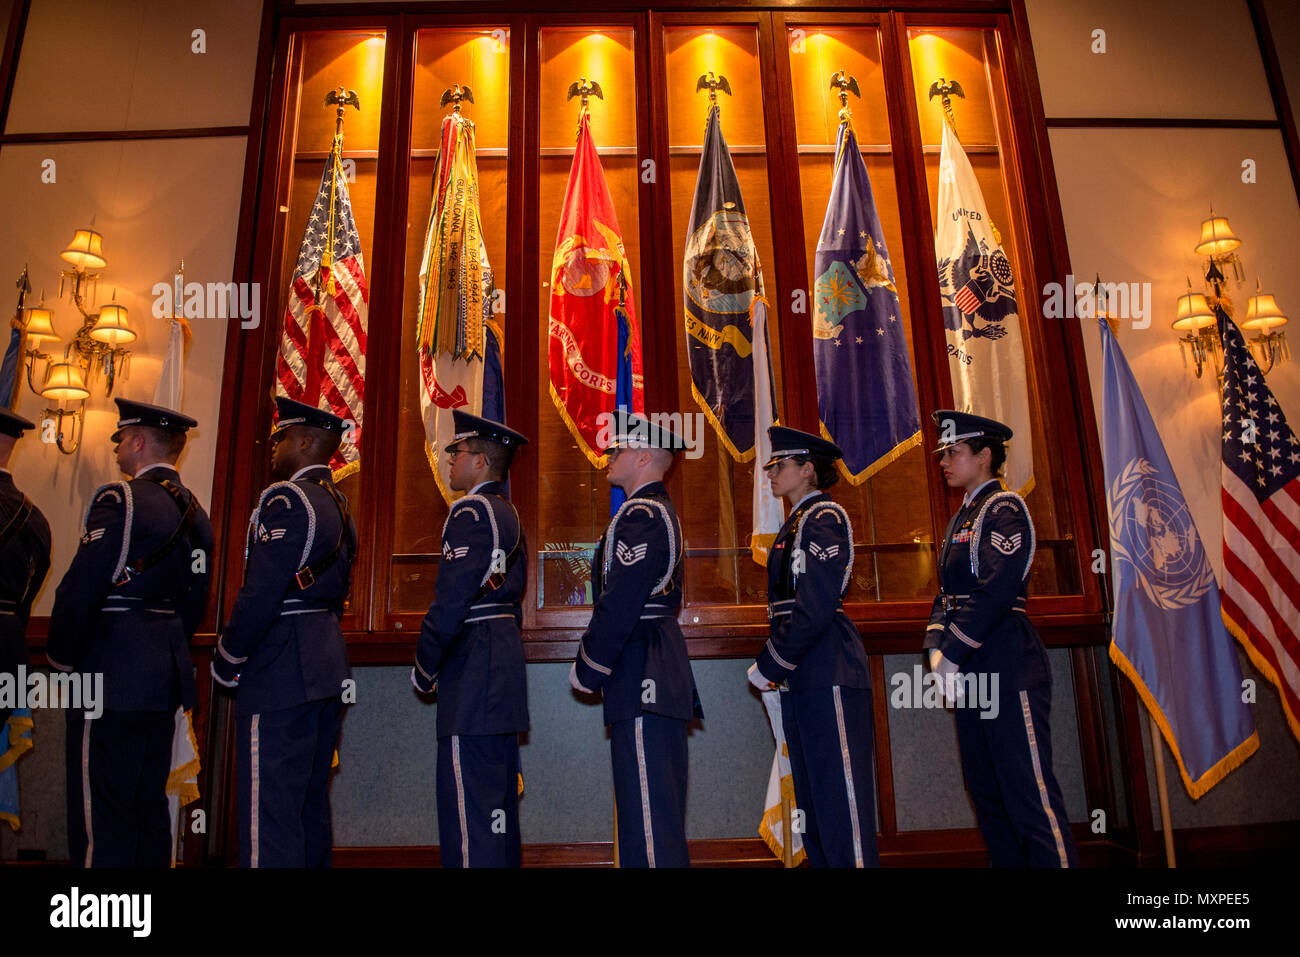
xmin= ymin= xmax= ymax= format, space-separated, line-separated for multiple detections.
xmin=813 ymin=120 xmax=920 ymax=483
xmin=1100 ymin=320 xmax=1258 ymax=797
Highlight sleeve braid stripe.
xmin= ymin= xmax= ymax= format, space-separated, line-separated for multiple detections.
xmin=970 ymin=491 xmax=1036 ymax=581
xmin=793 ymin=501 xmax=854 ymax=596
xmin=444 ymin=495 xmax=500 ymax=589
xmin=603 ymin=497 xmax=678 ymax=596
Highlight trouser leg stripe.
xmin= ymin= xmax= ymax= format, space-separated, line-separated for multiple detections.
xmin=1019 ymin=690 xmax=1069 ymax=868
xmin=832 ymin=687 xmax=864 ymax=868
xmin=452 ymin=735 xmax=469 ymax=867
xmin=81 ymin=717 xmax=94 ymax=868
xmin=250 ymin=714 xmax=261 ymax=869
xmin=635 ymin=716 xmax=656 ymax=868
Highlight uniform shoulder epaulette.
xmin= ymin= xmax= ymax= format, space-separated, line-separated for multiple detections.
xmin=84 ymin=481 xmax=133 ymax=583
xmin=970 ymin=490 xmax=1035 ymax=580
xmin=604 ymin=495 xmax=678 ymax=595
xmin=443 ymin=494 xmax=499 ymax=588
xmin=792 ymin=500 xmax=854 ymax=594
xmin=252 ymin=480 xmax=315 ymax=567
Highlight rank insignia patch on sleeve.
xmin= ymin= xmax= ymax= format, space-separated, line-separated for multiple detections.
xmin=808 ymin=542 xmax=840 ymax=561
xmin=990 ymin=531 xmax=1022 ymax=555
xmin=615 ymin=541 xmax=648 ymax=566
xmin=442 ymin=543 xmax=470 ymax=561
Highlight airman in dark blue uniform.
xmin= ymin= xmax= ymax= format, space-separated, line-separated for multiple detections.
xmin=570 ymin=412 xmax=701 ymax=868
xmin=749 ymin=426 xmax=878 ymax=868
xmin=0 ymin=409 xmax=51 ymax=732
xmin=926 ymin=410 xmax=1076 ymax=867
xmin=411 ymin=410 xmax=529 ymax=868
xmin=49 ymin=399 xmax=214 ymax=867
xmin=212 ymin=397 xmax=356 ymax=867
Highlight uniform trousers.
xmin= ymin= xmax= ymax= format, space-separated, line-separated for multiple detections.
xmin=781 ymin=685 xmax=879 ymax=868
xmin=436 ymin=732 xmax=521 ymax=868
xmin=610 ymin=713 xmax=689 ymax=868
xmin=955 ymin=681 xmax=1077 ymax=867
xmin=66 ymin=708 xmax=175 ymax=867
xmin=237 ymin=696 xmax=343 ymax=868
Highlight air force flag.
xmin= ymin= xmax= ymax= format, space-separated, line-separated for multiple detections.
xmin=935 ymin=120 xmax=1033 ymax=495
xmin=813 ymin=121 xmax=920 ymax=483
xmin=1100 ymin=320 xmax=1258 ymax=797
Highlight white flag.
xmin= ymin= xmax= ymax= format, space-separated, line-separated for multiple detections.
xmin=757 ymin=689 xmax=804 ymax=865
xmin=750 ymin=297 xmax=783 ymax=564
xmin=152 ymin=317 xmax=187 ymax=410
xmin=934 ymin=121 xmax=1034 ymax=495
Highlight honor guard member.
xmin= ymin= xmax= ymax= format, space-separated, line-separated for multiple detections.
xmin=212 ymin=397 xmax=357 ymax=867
xmin=0 ymin=409 xmax=51 ymax=731
xmin=48 ymin=399 xmax=213 ymax=867
xmin=927 ymin=410 xmax=1077 ymax=867
xmin=748 ymin=426 xmax=878 ymax=868
xmin=411 ymin=411 xmax=529 ymax=868
xmin=570 ymin=411 xmax=702 ymax=868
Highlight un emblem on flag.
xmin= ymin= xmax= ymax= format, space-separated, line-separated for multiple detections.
xmin=1108 ymin=458 xmax=1214 ymax=609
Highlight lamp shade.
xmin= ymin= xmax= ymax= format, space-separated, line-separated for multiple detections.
xmin=89 ymin=302 xmax=136 ymax=345
xmin=1193 ymin=215 xmax=1241 ymax=257
xmin=60 ymin=227 xmax=106 ymax=270
xmin=22 ymin=306 xmax=57 ymax=343
xmin=1242 ymin=292 xmax=1288 ymax=332
xmin=1172 ymin=291 xmax=1215 ymax=331
xmin=40 ymin=361 xmax=90 ymax=402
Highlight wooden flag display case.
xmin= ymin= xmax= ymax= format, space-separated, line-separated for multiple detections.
xmin=198 ymin=0 xmax=1140 ymax=870
xmin=218 ymin=5 xmax=1107 ymax=661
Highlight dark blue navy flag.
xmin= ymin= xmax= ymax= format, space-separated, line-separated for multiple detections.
xmin=683 ymin=103 xmax=762 ymax=461
xmin=813 ymin=122 xmax=920 ymax=483
xmin=0 ymin=267 xmax=30 ymax=409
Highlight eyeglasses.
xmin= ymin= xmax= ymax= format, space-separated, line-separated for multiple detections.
xmin=762 ymin=458 xmax=791 ymax=475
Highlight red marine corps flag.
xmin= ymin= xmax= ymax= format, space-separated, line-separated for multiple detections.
xmin=275 ymin=94 xmax=368 ymax=479
xmin=548 ymin=105 xmax=644 ymax=466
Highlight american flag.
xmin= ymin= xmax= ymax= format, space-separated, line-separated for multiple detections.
xmin=275 ymin=149 xmax=368 ymax=478
xmin=1218 ymin=306 xmax=1300 ymax=744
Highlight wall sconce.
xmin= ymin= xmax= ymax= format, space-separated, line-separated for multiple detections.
xmin=20 ymin=296 xmax=58 ymax=393
xmin=1172 ymin=279 xmax=1220 ymax=378
xmin=39 ymin=358 xmax=89 ymax=454
xmin=56 ymin=225 xmax=134 ymax=396
xmin=1193 ymin=208 xmax=1243 ymax=304
xmin=1241 ymin=281 xmax=1289 ymax=374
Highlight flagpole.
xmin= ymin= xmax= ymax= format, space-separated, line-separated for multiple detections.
xmin=612 ymin=795 xmax=619 ymax=868
xmin=1148 ymin=711 xmax=1177 ymax=867
xmin=780 ymin=792 xmax=793 ymax=868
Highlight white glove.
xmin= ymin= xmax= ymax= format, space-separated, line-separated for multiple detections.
xmin=747 ymin=662 xmax=776 ymax=691
xmin=569 ymin=662 xmax=593 ymax=694
xmin=929 ymin=651 xmax=964 ymax=706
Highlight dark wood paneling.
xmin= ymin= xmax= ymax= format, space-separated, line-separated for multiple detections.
xmin=1248 ymin=0 xmax=1300 ymax=203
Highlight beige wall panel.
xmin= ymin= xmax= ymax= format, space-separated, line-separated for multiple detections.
xmin=0 ymin=136 xmax=247 ymax=615
xmin=6 ymin=0 xmax=263 ymax=133
xmin=1049 ymin=127 xmax=1300 ymax=587
xmin=1025 ymin=0 xmax=1274 ymax=119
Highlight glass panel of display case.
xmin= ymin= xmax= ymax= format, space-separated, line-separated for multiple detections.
xmin=390 ymin=27 xmax=512 ymax=615
xmin=662 ymin=24 xmax=775 ymax=608
xmin=788 ymin=25 xmax=936 ymax=603
xmin=537 ymin=26 xmax=641 ymax=609
xmin=277 ymin=29 xmax=387 ymax=614
xmin=907 ymin=27 xmax=1080 ymax=596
